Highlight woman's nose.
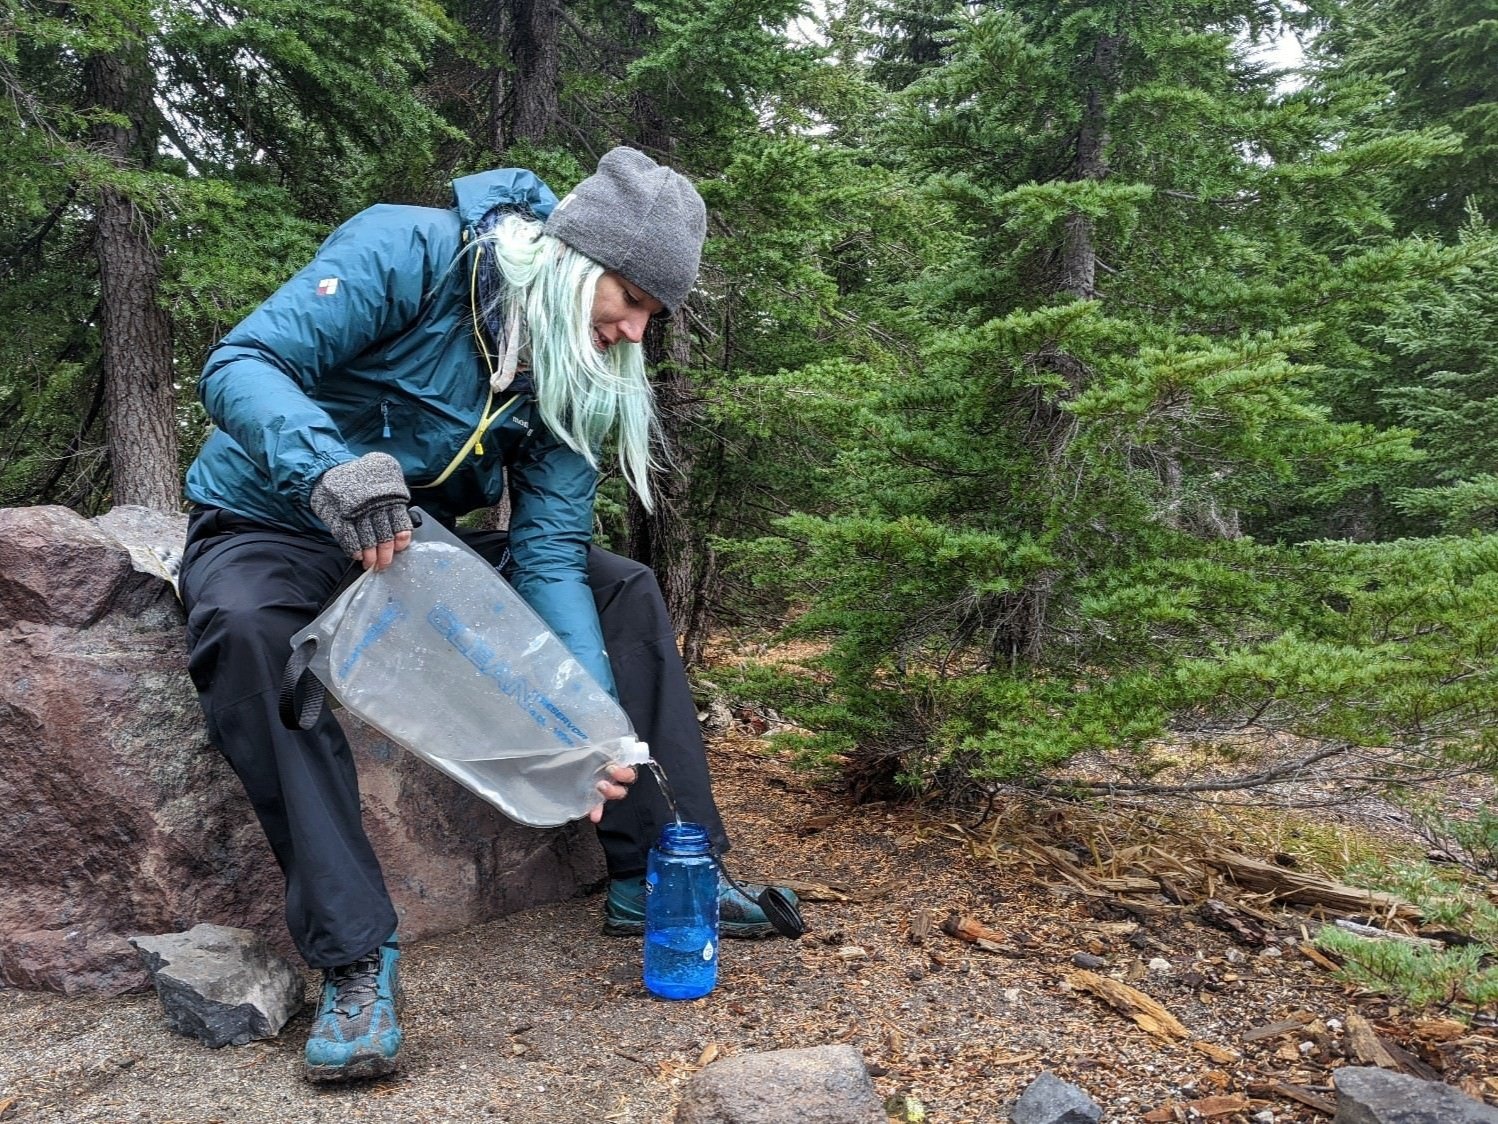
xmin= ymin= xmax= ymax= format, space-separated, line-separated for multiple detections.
xmin=620 ymin=310 xmax=650 ymax=343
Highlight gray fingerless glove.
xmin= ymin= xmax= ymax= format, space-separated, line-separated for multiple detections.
xmin=309 ymin=451 xmax=413 ymax=558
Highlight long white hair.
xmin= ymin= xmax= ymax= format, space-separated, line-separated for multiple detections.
xmin=472 ymin=212 xmax=661 ymax=509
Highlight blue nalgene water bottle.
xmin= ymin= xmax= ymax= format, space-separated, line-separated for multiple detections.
xmin=643 ymin=822 xmax=719 ymax=999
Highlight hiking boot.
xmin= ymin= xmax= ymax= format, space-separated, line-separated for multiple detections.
xmin=303 ymin=937 xmax=403 ymax=1083
xmin=604 ymin=875 xmax=798 ymax=939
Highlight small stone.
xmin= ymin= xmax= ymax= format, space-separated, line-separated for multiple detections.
xmin=1071 ymin=953 xmax=1107 ymax=969
xmin=1252 ymin=1112 xmax=1275 ymax=1124
xmin=1009 ymin=1070 xmax=1102 ymax=1124
xmin=1333 ymin=1066 xmax=1498 ymax=1124
xmin=129 ymin=923 xmax=303 ymax=1048
xmin=672 ymin=1045 xmax=884 ymax=1124
xmin=1148 ymin=957 xmax=1172 ymax=974
xmin=1259 ymin=946 xmax=1283 ymax=958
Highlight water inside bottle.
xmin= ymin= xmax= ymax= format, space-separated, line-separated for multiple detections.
xmin=644 ymin=924 xmax=717 ymax=1000
xmin=645 ymin=758 xmax=685 ymax=825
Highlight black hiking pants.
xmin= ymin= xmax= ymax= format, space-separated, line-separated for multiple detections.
xmin=179 ymin=507 xmax=728 ymax=969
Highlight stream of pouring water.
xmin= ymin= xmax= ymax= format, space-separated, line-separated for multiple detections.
xmin=644 ymin=759 xmax=684 ymax=825
xmin=640 ymin=755 xmax=805 ymax=938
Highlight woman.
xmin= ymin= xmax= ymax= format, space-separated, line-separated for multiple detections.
xmin=180 ymin=148 xmax=789 ymax=1083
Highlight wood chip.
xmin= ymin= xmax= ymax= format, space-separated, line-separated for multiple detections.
xmin=1066 ymin=970 xmax=1189 ymax=1041
xmin=1242 ymin=1014 xmax=1314 ymax=1043
xmin=941 ymin=914 xmax=1005 ymax=945
xmin=1185 ymin=1093 xmax=1251 ymax=1117
xmin=1345 ymin=1014 xmax=1400 ymax=1068
xmin=1296 ymin=941 xmax=1342 ymax=971
xmin=1096 ymin=876 xmax=1162 ymax=893
xmin=694 ymin=1042 xmax=721 ymax=1067
xmin=1248 ymin=1080 xmax=1337 ymax=1115
xmin=853 ymin=877 xmax=903 ymax=902
xmin=909 ymin=908 xmax=933 ymax=945
xmin=1198 ymin=898 xmax=1267 ymax=946
xmin=1189 ymin=1040 xmax=1240 ymax=1064
xmin=1412 ymin=1017 xmax=1467 ymax=1042
xmin=771 ymin=879 xmax=850 ymax=902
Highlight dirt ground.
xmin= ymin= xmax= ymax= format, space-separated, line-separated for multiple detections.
xmin=2 ymin=723 xmax=1496 ymax=1124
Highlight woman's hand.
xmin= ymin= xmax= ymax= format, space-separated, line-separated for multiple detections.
xmin=308 ymin=452 xmax=413 ymax=570
xmin=587 ymin=764 xmax=637 ymax=823
xmin=357 ymin=529 xmax=413 ymax=572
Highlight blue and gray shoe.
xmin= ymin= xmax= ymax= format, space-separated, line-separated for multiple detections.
xmin=604 ymin=875 xmax=798 ymax=939
xmin=304 ymin=937 xmax=403 ymax=1083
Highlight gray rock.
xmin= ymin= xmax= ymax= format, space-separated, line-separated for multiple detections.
xmin=0 ymin=504 xmax=606 ymax=995
xmin=129 ymin=924 xmax=304 ymax=1047
xmin=671 ymin=1045 xmax=885 ymax=1124
xmin=1010 ymin=1070 xmax=1103 ymax=1124
xmin=1333 ymin=1066 xmax=1498 ymax=1124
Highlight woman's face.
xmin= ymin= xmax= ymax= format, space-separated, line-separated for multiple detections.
xmin=591 ymin=271 xmax=665 ymax=351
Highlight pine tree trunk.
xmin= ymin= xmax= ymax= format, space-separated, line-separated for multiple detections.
xmin=1059 ymin=33 xmax=1120 ymax=301
xmin=85 ymin=51 xmax=179 ymax=512
xmin=622 ymin=30 xmax=713 ymax=664
xmin=1014 ymin=31 xmax=1126 ymax=663
xmin=492 ymin=0 xmax=560 ymax=151
xmin=625 ymin=311 xmax=703 ymax=645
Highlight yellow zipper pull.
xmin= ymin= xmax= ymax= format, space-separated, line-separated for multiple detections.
xmin=475 ymin=439 xmax=484 ymax=456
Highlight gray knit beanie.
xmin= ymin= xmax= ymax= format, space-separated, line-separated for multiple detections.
xmin=545 ymin=147 xmax=707 ymax=313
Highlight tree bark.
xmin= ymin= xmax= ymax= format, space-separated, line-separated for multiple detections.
xmin=85 ymin=51 xmax=179 ymax=512
xmin=492 ymin=0 xmax=560 ymax=151
xmin=1059 ymin=32 xmax=1121 ymax=301
xmin=625 ymin=311 xmax=702 ymax=643
xmin=1012 ymin=31 xmax=1125 ymax=662
xmin=619 ymin=15 xmax=714 ymax=663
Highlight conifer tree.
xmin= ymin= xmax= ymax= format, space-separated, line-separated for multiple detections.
xmin=0 ymin=0 xmax=450 ymax=510
xmin=738 ymin=0 xmax=1495 ymax=798
xmin=1317 ymin=0 xmax=1497 ymax=235
xmin=1381 ymin=220 xmax=1498 ymax=531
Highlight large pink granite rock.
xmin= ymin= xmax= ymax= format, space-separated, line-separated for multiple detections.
xmin=0 ymin=505 xmax=605 ymax=996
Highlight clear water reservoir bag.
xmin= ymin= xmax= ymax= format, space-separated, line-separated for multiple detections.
xmin=288 ymin=510 xmax=649 ymax=827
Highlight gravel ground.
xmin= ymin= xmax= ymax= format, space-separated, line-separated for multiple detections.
xmin=3 ymin=729 xmax=1496 ymax=1124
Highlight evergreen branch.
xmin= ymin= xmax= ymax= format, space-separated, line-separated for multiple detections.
xmin=0 ymin=183 xmax=79 ymax=281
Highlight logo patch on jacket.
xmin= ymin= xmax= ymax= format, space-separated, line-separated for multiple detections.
xmin=316 ymin=277 xmax=340 ymax=296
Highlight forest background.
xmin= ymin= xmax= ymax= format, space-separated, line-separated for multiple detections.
xmin=3 ymin=0 xmax=1497 ymax=850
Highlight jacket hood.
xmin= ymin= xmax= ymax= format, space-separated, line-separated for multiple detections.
xmin=450 ymin=168 xmax=559 ymax=228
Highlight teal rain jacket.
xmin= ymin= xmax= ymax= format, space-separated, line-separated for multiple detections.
xmin=185 ymin=169 xmax=618 ymax=695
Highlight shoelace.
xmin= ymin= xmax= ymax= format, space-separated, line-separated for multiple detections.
xmin=326 ymin=952 xmax=382 ymax=1016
